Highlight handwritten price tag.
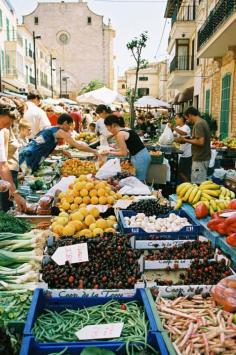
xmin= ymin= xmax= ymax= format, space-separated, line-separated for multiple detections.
xmin=75 ymin=322 xmax=124 ymax=340
xmin=52 ymin=243 xmax=89 ymax=266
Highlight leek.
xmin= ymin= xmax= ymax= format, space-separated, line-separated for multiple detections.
xmin=0 ymin=249 xmax=42 ymax=267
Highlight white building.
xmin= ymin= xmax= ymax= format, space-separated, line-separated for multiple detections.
xmin=17 ymin=24 xmax=57 ymax=97
xmin=0 ymin=0 xmax=25 ymax=93
xmin=118 ymin=61 xmax=168 ymax=101
xmin=23 ymin=0 xmax=116 ymax=99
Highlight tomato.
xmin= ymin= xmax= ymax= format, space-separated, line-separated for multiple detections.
xmin=228 ymin=200 xmax=236 ymax=210
xmin=207 ymin=218 xmax=225 ymax=231
xmin=226 ymin=233 xmax=236 ymax=247
xmin=215 ymin=223 xmax=227 ymax=235
xmin=195 ymin=203 xmax=209 ymax=219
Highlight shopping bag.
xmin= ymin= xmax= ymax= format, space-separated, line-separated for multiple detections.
xmin=95 ymin=158 xmax=121 ymax=180
xmin=159 ymin=125 xmax=174 ymax=145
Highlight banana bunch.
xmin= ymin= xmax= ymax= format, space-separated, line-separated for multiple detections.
xmin=176 ymin=181 xmax=235 ymax=214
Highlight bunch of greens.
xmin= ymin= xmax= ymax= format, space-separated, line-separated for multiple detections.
xmin=0 ymin=212 xmax=32 ymax=234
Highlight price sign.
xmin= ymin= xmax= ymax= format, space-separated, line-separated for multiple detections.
xmin=75 ymin=322 xmax=124 ymax=340
xmin=52 ymin=243 xmax=88 ymax=265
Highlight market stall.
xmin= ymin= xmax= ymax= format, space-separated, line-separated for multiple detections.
xmin=0 ymin=139 xmax=236 ymax=355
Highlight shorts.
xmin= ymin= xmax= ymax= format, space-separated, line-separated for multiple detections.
xmin=191 ymin=160 xmax=210 ymax=184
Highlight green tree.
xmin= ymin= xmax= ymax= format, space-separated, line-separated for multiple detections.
xmin=126 ymin=31 xmax=148 ymax=128
xmin=79 ymin=79 xmax=104 ymax=94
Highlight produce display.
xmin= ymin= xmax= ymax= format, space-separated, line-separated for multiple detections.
xmin=224 ymin=137 xmax=236 ymax=149
xmin=61 ymin=159 xmax=97 ymax=177
xmin=207 ymin=210 xmax=236 ymax=236
xmin=57 ymin=175 xmax=121 ymax=211
xmin=0 ymin=212 xmax=32 ymax=233
xmin=149 ymin=150 xmax=162 ymax=157
xmin=51 ymin=208 xmax=116 ymax=237
xmin=212 ymin=275 xmax=236 ymax=312
xmin=75 ymin=132 xmax=97 ymax=144
xmin=32 ymin=300 xmax=154 ymax=355
xmin=127 ymin=198 xmax=171 ymax=217
xmin=0 ymin=290 xmax=32 ymax=324
xmin=145 ymin=241 xmax=214 ymax=261
xmin=120 ymin=160 xmax=136 ymax=175
xmin=124 ymin=213 xmax=191 ymax=233
xmin=0 ymin=230 xmax=46 ymax=290
xmin=156 ymin=294 xmax=236 ymax=355
xmin=176 ymin=181 xmax=235 ymax=216
xmin=42 ymin=234 xmax=142 ymax=289
xmin=154 ymin=259 xmax=232 ymax=286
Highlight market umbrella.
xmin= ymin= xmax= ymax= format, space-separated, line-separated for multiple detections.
xmin=59 ymin=98 xmax=78 ymax=105
xmin=135 ymin=96 xmax=170 ymax=108
xmin=76 ymin=87 xmax=125 ymax=105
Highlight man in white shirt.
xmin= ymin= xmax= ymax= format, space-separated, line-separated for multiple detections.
xmin=0 ymin=101 xmax=26 ymax=211
xmin=170 ymin=113 xmax=192 ymax=182
xmin=24 ymin=90 xmax=51 ymax=138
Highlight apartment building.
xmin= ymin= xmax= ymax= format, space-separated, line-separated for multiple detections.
xmin=165 ymin=0 xmax=236 ymax=138
xmin=18 ymin=25 xmax=57 ymax=97
xmin=118 ymin=61 xmax=168 ymax=101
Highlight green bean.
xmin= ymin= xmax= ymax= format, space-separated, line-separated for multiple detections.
xmin=32 ymin=300 xmax=156 ymax=354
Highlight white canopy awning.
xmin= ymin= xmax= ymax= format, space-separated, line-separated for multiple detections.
xmin=135 ymin=96 xmax=170 ymax=108
xmin=77 ymin=87 xmax=125 ymax=105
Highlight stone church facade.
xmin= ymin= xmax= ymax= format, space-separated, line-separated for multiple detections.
xmin=23 ymin=0 xmax=115 ymax=99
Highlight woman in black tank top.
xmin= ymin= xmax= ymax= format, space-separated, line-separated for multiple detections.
xmin=104 ymin=115 xmax=151 ymax=181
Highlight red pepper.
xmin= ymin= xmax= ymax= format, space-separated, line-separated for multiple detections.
xmin=215 ymin=223 xmax=227 ymax=235
xmin=226 ymin=233 xmax=236 ymax=247
xmin=226 ymin=223 xmax=236 ymax=235
xmin=121 ymin=304 xmax=126 ymax=311
xmin=207 ymin=218 xmax=225 ymax=231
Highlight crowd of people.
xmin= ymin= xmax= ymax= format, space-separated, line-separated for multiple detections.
xmin=0 ymin=88 xmax=212 ymax=212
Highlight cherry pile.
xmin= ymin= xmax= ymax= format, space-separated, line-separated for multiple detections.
xmin=43 ymin=233 xmax=142 ymax=289
xmin=145 ymin=241 xmax=214 ymax=261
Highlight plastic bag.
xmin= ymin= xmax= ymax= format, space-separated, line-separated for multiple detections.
xmin=118 ymin=177 xmax=151 ymax=195
xmin=159 ymin=126 xmax=174 ymax=145
xmin=212 ymin=275 xmax=236 ymax=312
xmin=95 ymin=158 xmax=121 ymax=180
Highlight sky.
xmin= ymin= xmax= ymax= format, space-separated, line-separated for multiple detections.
xmin=10 ymin=0 xmax=170 ymax=75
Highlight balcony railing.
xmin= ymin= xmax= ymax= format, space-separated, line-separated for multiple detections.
xmin=29 ymin=76 xmax=36 ymax=85
xmin=172 ymin=5 xmax=196 ymax=26
xmin=198 ymin=0 xmax=236 ymax=49
xmin=170 ymin=55 xmax=194 ymax=73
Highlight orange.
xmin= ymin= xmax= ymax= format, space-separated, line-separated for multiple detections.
xmin=85 ymin=215 xmax=96 ymax=226
xmin=91 ymin=196 xmax=99 ymax=205
xmin=80 ymin=189 xmax=89 ymax=197
xmin=93 ymin=228 xmax=104 ymax=237
xmin=96 ymin=218 xmax=107 ymax=230
xmin=89 ymin=189 xmax=98 ymax=197
xmin=83 ymin=196 xmax=91 ymax=205
xmin=107 ymin=196 xmax=115 ymax=205
xmin=99 ymin=196 xmax=107 ymax=205
xmin=85 ymin=182 xmax=94 ymax=191
xmin=70 ymin=203 xmax=79 ymax=211
xmin=79 ymin=207 xmax=89 ymax=217
xmin=52 ymin=224 xmax=64 ymax=236
xmin=74 ymin=196 xmax=83 ymax=205
xmin=90 ymin=207 xmax=100 ymax=218
xmin=63 ymin=224 xmax=76 ymax=236
xmin=61 ymin=201 xmax=71 ymax=211
xmin=78 ymin=175 xmax=87 ymax=182
xmin=79 ymin=229 xmax=92 ymax=238
xmin=97 ymin=188 xmax=106 ymax=197
xmin=69 ymin=220 xmax=83 ymax=232
xmin=70 ymin=211 xmax=84 ymax=222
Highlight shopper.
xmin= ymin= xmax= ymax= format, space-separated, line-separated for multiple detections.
xmin=24 ymin=90 xmax=51 ymax=137
xmin=70 ymin=107 xmax=82 ymax=133
xmin=95 ymin=105 xmax=112 ymax=137
xmin=83 ymin=109 xmax=93 ymax=127
xmin=104 ymin=115 xmax=151 ymax=181
xmin=19 ymin=114 xmax=100 ymax=174
xmin=18 ymin=120 xmax=32 ymax=149
xmin=179 ymin=107 xmax=211 ymax=184
xmin=88 ymin=122 xmax=96 ymax=133
xmin=0 ymin=100 xmax=26 ymax=211
xmin=171 ymin=113 xmax=192 ymax=182
xmin=45 ymin=106 xmax=58 ymax=126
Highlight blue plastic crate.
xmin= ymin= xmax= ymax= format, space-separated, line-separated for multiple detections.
xmin=20 ymin=332 xmax=168 ymax=355
xmin=23 ymin=288 xmax=160 ymax=352
xmin=118 ymin=209 xmax=200 ymax=240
